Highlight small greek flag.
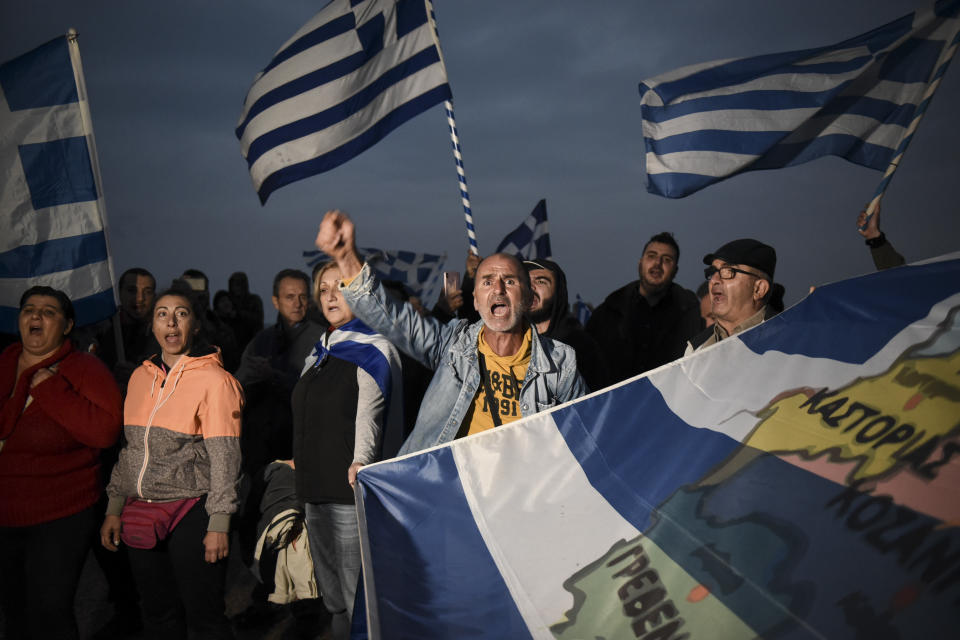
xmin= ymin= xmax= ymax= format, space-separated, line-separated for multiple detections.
xmin=574 ymin=294 xmax=592 ymax=327
xmin=237 ymin=0 xmax=452 ymax=204
xmin=0 ymin=35 xmax=116 ymax=334
xmin=495 ymin=199 xmax=552 ymax=260
xmin=304 ymin=246 xmax=446 ymax=309
xmin=640 ymin=0 xmax=960 ymax=198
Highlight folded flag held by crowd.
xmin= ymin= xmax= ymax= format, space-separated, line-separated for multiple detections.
xmin=495 ymin=199 xmax=552 ymax=260
xmin=355 ymin=254 xmax=960 ymax=638
xmin=0 ymin=34 xmax=116 ymax=334
xmin=639 ymin=0 xmax=960 ymax=198
xmin=237 ymin=0 xmax=452 ymax=204
xmin=305 ymin=246 xmax=446 ymax=309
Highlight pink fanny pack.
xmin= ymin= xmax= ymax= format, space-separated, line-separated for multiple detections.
xmin=120 ymin=496 xmax=201 ymax=549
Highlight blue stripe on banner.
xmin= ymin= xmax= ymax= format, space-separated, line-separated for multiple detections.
xmin=358 ymin=448 xmax=532 ymax=639
xmin=646 ymin=171 xmax=720 ymax=199
xmin=0 ymin=37 xmax=77 ymax=110
xmin=552 ymin=379 xmax=742 ymax=532
xmin=642 ymin=87 xmax=855 ymax=123
xmin=396 ymin=0 xmax=428 ymax=39
xmin=257 ymin=83 xmax=451 ymax=203
xmin=739 ymin=258 xmax=960 ymax=362
xmin=880 ymin=37 xmax=948 ymax=83
xmin=262 ymin=12 xmax=356 ymax=76
xmin=646 ymin=130 xmax=789 ymax=156
xmin=751 ymin=133 xmax=897 ymax=171
xmin=0 ymin=231 xmax=108 ymax=278
xmin=18 ymin=137 xmax=98 ymax=209
xmin=72 ymin=287 xmax=116 ymax=327
xmin=237 ymin=50 xmax=368 ymax=138
xmin=246 ymin=45 xmax=445 ymax=167
xmin=652 ymin=14 xmax=914 ymax=104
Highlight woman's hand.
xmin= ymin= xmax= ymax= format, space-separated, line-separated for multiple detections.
xmin=204 ymin=531 xmax=229 ymax=563
xmin=100 ymin=515 xmax=122 ymax=551
xmin=348 ymin=462 xmax=364 ymax=489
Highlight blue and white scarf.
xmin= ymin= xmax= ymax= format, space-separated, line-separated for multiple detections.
xmin=302 ymin=318 xmax=405 ymax=456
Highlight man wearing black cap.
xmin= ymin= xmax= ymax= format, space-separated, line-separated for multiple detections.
xmin=524 ymin=259 xmax=609 ymax=391
xmin=688 ymin=238 xmax=778 ymax=353
xmin=586 ymin=232 xmax=702 ymax=383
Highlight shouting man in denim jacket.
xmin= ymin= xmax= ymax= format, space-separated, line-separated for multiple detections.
xmin=315 ymin=210 xmax=587 ymax=455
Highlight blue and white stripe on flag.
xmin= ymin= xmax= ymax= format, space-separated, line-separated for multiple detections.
xmin=0 ymin=35 xmax=116 ymax=334
xmin=355 ymin=253 xmax=960 ymax=638
xmin=495 ymin=199 xmax=552 ymax=260
xmin=237 ymin=0 xmax=453 ymax=204
xmin=305 ymin=246 xmax=446 ymax=310
xmin=639 ymin=0 xmax=960 ymax=198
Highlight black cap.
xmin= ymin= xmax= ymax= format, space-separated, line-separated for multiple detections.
xmin=703 ymin=239 xmax=776 ymax=279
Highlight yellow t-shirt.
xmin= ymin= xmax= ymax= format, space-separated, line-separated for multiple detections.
xmin=460 ymin=328 xmax=532 ymax=437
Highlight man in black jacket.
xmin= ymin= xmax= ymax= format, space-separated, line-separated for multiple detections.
xmin=586 ymin=232 xmax=702 ymax=383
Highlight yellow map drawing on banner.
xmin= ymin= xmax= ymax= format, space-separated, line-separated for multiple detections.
xmin=746 ymin=308 xmax=960 ymax=485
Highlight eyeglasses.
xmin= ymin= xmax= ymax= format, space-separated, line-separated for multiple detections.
xmin=704 ymin=265 xmax=757 ymax=280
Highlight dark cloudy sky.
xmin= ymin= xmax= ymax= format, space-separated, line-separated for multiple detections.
xmin=2 ymin=0 xmax=958 ymax=311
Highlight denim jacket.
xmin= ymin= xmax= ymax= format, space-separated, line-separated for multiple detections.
xmin=340 ymin=263 xmax=588 ymax=454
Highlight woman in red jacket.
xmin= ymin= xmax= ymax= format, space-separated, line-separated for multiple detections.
xmin=0 ymin=286 xmax=123 ymax=640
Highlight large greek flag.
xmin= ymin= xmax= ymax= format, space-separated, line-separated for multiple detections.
xmin=640 ymin=0 xmax=960 ymax=198
xmin=356 ymin=254 xmax=960 ymax=638
xmin=0 ymin=35 xmax=116 ymax=334
xmin=237 ymin=0 xmax=452 ymax=204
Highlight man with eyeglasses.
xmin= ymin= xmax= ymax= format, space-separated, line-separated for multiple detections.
xmin=687 ymin=239 xmax=777 ymax=353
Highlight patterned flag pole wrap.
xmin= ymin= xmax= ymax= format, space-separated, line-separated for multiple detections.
xmin=426 ymin=0 xmax=479 ymax=256
xmin=863 ymin=21 xmax=960 ymax=227
xmin=0 ymin=31 xmax=118 ymax=333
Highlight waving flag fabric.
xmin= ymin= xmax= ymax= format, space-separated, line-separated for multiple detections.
xmin=639 ymin=0 xmax=960 ymax=198
xmin=495 ymin=199 xmax=552 ymax=260
xmin=356 ymin=254 xmax=960 ymax=639
xmin=237 ymin=0 xmax=452 ymax=204
xmin=305 ymin=246 xmax=446 ymax=309
xmin=0 ymin=35 xmax=115 ymax=334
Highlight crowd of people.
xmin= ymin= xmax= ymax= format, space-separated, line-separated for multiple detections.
xmin=0 ymin=207 xmax=904 ymax=639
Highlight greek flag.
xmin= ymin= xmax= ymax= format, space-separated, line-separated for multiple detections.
xmin=237 ymin=0 xmax=452 ymax=204
xmin=0 ymin=35 xmax=115 ymax=334
xmin=355 ymin=253 xmax=960 ymax=639
xmin=495 ymin=199 xmax=552 ymax=260
xmin=640 ymin=0 xmax=960 ymax=198
xmin=305 ymin=246 xmax=446 ymax=309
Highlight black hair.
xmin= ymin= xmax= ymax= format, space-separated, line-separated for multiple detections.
xmin=272 ymin=269 xmax=310 ymax=297
xmin=118 ymin=267 xmax=156 ymax=289
xmin=696 ymin=281 xmax=710 ymax=298
xmin=19 ymin=286 xmax=75 ymax=328
xmin=181 ymin=269 xmax=209 ymax=290
xmin=644 ymin=232 xmax=680 ymax=262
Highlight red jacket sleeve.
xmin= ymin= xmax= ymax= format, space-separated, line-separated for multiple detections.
xmin=28 ymin=350 xmax=123 ymax=449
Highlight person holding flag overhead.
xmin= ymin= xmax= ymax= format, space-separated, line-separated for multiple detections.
xmin=315 ymin=210 xmax=587 ymax=454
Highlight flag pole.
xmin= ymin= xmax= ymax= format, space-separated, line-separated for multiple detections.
xmin=426 ymin=1 xmax=480 ymax=256
xmin=66 ymin=28 xmax=125 ymax=361
xmin=861 ymin=28 xmax=960 ymax=228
